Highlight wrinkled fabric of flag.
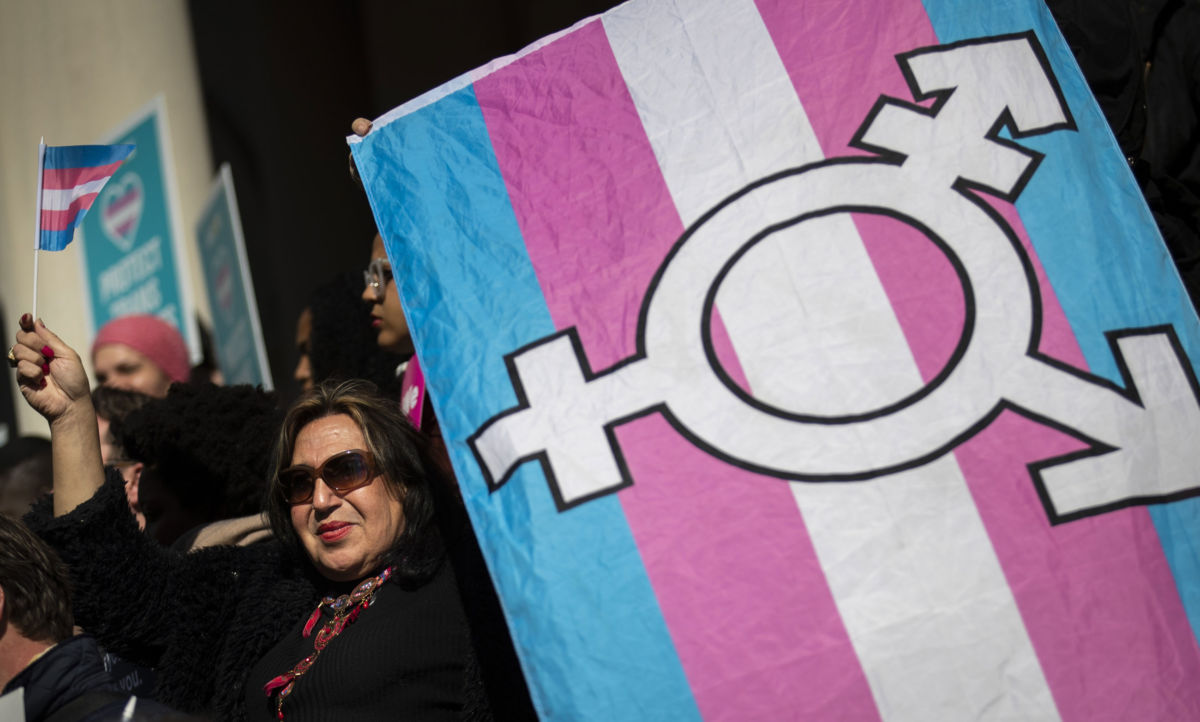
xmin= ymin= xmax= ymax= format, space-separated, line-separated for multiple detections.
xmin=351 ymin=0 xmax=1200 ymax=719
xmin=39 ymin=144 xmax=135 ymax=251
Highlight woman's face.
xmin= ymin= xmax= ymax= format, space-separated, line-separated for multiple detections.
xmin=361 ymin=233 xmax=414 ymax=356
xmin=288 ymin=414 xmax=405 ymax=582
xmin=93 ymin=343 xmax=173 ymax=398
xmin=293 ymin=307 xmax=313 ymax=391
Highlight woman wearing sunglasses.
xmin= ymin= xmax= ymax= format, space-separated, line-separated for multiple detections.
xmin=8 ymin=315 xmax=485 ymax=721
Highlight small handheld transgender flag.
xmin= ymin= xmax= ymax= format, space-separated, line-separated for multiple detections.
xmin=32 ymin=140 xmax=134 ymax=317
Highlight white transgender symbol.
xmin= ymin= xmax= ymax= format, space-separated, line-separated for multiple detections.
xmin=469 ymin=32 xmax=1200 ymax=522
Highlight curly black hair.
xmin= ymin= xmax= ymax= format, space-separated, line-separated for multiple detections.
xmin=116 ymin=383 xmax=283 ymax=520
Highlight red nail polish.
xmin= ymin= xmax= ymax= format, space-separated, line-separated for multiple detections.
xmin=20 ymin=314 xmax=31 ymax=326
xmin=41 ymin=346 xmax=54 ymax=359
xmin=42 ymin=364 xmax=50 ymax=375
xmin=39 ymin=378 xmax=47 ymax=389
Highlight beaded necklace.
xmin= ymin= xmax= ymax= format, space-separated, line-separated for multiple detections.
xmin=263 ymin=566 xmax=393 ymax=720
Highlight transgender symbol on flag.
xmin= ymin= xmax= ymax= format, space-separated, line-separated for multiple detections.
xmin=470 ymin=32 xmax=1200 ymax=523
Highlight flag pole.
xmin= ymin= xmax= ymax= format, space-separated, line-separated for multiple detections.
xmin=32 ymin=138 xmax=45 ymax=321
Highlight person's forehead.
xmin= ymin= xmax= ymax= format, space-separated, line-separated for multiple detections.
xmin=370 ymin=233 xmax=394 ymax=263
xmin=294 ymin=414 xmax=365 ymax=462
xmin=295 ymin=308 xmax=312 ymax=343
xmin=93 ymin=343 xmax=152 ymax=370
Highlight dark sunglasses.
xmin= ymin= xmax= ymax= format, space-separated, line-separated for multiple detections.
xmin=278 ymin=449 xmax=378 ymax=504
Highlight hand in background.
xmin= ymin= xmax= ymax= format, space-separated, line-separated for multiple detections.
xmin=348 ymin=117 xmax=373 ymax=184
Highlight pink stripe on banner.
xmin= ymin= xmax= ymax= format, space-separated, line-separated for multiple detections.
xmin=40 ymin=197 xmax=94 ymax=232
xmin=42 ymin=161 xmax=123 ymax=191
xmin=758 ymin=0 xmax=1200 ymax=719
xmin=755 ymin=0 xmax=959 ymax=385
xmin=973 ymin=198 xmax=1200 ymax=721
xmin=474 ymin=20 xmax=678 ymax=372
xmin=957 ymin=417 xmax=1200 ymax=720
xmin=758 ymin=0 xmax=936 ymax=159
xmin=475 ymin=19 xmax=877 ymax=721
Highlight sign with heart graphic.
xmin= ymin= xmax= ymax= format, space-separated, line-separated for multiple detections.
xmin=194 ymin=164 xmax=273 ymax=389
xmin=78 ymin=96 xmax=199 ymax=365
xmin=99 ymin=173 xmax=144 ymax=252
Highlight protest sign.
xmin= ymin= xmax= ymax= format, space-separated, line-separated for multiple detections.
xmin=78 ymin=97 xmax=198 ymax=360
xmin=195 ymin=164 xmax=272 ymax=389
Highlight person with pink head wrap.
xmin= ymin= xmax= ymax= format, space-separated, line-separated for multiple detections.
xmin=90 ymin=314 xmax=190 ymax=398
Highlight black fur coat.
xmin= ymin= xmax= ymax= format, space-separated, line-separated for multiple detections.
xmin=25 ymin=470 xmax=488 ymax=721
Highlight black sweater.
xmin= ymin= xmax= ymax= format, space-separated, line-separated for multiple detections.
xmin=25 ymin=470 xmax=483 ymax=721
xmin=244 ymin=562 xmax=470 ymax=720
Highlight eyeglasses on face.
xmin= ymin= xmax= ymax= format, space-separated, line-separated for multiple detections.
xmin=363 ymin=257 xmax=394 ymax=299
xmin=279 ymin=449 xmax=378 ymax=505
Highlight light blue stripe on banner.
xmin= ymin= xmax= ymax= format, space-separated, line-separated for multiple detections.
xmin=43 ymin=143 xmax=133 ymax=170
xmin=353 ymin=84 xmax=699 ymax=721
xmin=39 ymin=227 xmax=77 ymax=252
xmin=922 ymin=0 xmax=1200 ymax=646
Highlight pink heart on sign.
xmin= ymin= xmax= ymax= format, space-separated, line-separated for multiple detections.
xmin=215 ymin=261 xmax=235 ymax=313
xmin=100 ymin=173 xmax=144 ymax=252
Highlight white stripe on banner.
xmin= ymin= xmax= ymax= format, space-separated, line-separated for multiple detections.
xmin=603 ymin=1 xmax=1059 ymax=719
xmin=41 ymin=177 xmax=107 ymax=211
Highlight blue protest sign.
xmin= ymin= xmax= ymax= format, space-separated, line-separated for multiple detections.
xmin=78 ymin=97 xmax=198 ymax=360
xmin=195 ymin=165 xmax=272 ymax=389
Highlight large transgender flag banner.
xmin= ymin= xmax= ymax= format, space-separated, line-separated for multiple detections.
xmin=352 ymin=0 xmax=1200 ymax=719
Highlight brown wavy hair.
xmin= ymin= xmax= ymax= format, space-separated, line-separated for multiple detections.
xmin=266 ymin=379 xmax=441 ymax=582
xmin=0 ymin=515 xmax=73 ymax=643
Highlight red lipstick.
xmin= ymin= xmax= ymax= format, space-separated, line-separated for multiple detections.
xmin=317 ymin=522 xmax=352 ymax=542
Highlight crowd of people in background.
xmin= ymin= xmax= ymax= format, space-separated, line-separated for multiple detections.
xmin=1 ymin=205 xmax=534 ymax=720
xmin=0 ymin=3 xmax=1196 ymax=718
xmin=0 ymin=107 xmax=534 ymax=717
